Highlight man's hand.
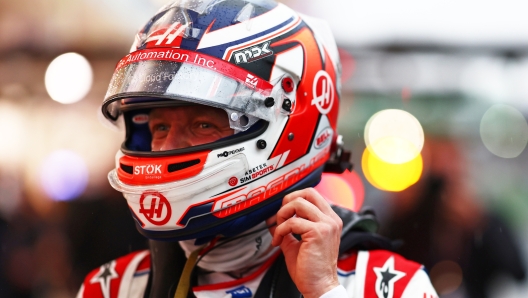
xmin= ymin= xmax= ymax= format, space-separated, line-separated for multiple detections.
xmin=267 ymin=188 xmax=343 ymax=298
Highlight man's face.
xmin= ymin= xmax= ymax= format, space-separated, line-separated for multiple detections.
xmin=148 ymin=105 xmax=234 ymax=151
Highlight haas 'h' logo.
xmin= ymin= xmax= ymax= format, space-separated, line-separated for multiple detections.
xmin=139 ymin=191 xmax=172 ymax=225
xmin=311 ymin=70 xmax=335 ymax=115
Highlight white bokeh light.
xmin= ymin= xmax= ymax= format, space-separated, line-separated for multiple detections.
xmin=364 ymin=109 xmax=424 ymax=164
xmin=39 ymin=149 xmax=89 ymax=201
xmin=480 ymin=104 xmax=528 ymax=158
xmin=0 ymin=101 xmax=28 ymax=167
xmin=45 ymin=52 xmax=93 ymax=104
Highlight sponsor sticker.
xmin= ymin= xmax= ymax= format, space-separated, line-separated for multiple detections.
xmin=212 ymin=147 xmax=330 ymax=218
xmin=143 ymin=22 xmax=188 ymax=48
xmin=314 ymin=127 xmax=333 ymax=149
xmin=134 ymin=164 xmax=163 ymax=180
xmin=114 ymin=48 xmax=273 ymax=95
xmin=217 ymin=147 xmax=245 ymax=158
xmin=228 ymin=177 xmax=238 ymax=187
xmin=226 ymin=286 xmax=252 ymax=298
xmin=139 ymin=191 xmax=172 ymax=226
xmin=238 ymin=162 xmax=276 ymax=184
xmin=245 ymin=74 xmax=258 ymax=89
xmin=233 ymin=41 xmax=273 ymax=64
xmin=132 ymin=114 xmax=149 ymax=124
xmin=311 ymin=70 xmax=335 ymax=115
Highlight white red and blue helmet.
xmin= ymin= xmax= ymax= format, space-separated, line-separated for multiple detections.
xmin=101 ymin=0 xmax=343 ymax=243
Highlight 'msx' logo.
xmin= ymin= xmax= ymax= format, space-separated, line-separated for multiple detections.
xmin=233 ymin=41 xmax=273 ymax=64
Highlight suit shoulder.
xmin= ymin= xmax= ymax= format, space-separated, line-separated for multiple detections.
xmin=354 ymin=250 xmax=438 ymax=298
xmin=77 ymin=250 xmax=150 ymax=298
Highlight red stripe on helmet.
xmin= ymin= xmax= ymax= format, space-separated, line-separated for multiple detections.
xmin=268 ymin=26 xmax=328 ymax=165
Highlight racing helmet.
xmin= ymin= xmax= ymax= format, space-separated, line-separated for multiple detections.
xmin=101 ymin=0 xmax=344 ymax=242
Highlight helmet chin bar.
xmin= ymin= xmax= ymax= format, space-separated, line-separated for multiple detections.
xmin=129 ymin=166 xmax=324 ymax=242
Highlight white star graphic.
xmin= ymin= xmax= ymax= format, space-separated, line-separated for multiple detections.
xmin=90 ymin=260 xmax=119 ymax=298
xmin=373 ymin=256 xmax=406 ymax=298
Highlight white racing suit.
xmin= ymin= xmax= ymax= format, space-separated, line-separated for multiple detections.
xmin=77 ymin=207 xmax=438 ymax=298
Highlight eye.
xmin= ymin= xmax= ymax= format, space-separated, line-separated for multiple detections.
xmin=151 ymin=123 xmax=170 ymax=136
xmin=157 ymin=124 xmax=170 ymax=131
xmin=199 ymin=122 xmax=211 ymax=129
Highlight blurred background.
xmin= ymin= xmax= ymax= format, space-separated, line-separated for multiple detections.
xmin=0 ymin=0 xmax=527 ymax=297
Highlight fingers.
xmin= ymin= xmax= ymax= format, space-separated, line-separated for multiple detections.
xmin=276 ymin=196 xmax=323 ymax=225
xmin=283 ymin=188 xmax=330 ymax=212
xmin=279 ymin=188 xmax=343 ymax=228
xmin=268 ymin=188 xmax=342 ymax=298
xmin=272 ymin=216 xmax=322 ymax=246
xmin=271 ymin=188 xmax=343 ymax=246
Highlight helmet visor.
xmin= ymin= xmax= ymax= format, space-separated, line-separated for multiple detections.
xmin=103 ymin=49 xmax=275 ymax=124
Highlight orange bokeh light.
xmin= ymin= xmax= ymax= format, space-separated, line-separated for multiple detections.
xmin=315 ymin=169 xmax=364 ymax=212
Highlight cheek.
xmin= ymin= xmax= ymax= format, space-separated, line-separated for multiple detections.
xmin=190 ymin=128 xmax=233 ymax=146
xmin=150 ymin=139 xmax=164 ymax=151
xmin=149 ymin=127 xmax=234 ymax=150
xmin=190 ymin=134 xmax=221 ymax=146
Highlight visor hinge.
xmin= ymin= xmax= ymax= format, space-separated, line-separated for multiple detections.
xmin=281 ymin=98 xmax=292 ymax=112
xmin=256 ymin=139 xmax=267 ymax=149
xmin=264 ymin=97 xmax=275 ymax=107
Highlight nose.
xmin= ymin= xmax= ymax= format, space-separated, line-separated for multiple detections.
xmin=159 ymin=128 xmax=192 ymax=151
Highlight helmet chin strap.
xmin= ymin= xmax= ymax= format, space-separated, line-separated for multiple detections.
xmin=180 ymin=221 xmax=276 ymax=273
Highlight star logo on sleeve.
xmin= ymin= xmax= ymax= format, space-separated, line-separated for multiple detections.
xmin=90 ymin=260 xmax=119 ymax=298
xmin=373 ymin=256 xmax=405 ymax=298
